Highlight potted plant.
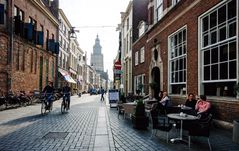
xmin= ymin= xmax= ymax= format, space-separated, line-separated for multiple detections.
xmin=149 ymin=81 xmax=159 ymax=89
xmin=131 ymin=99 xmax=149 ymax=130
xmin=234 ymin=83 xmax=239 ymax=97
xmin=149 ymin=80 xmax=160 ymax=99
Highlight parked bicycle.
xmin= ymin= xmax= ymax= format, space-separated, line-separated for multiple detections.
xmin=6 ymin=90 xmax=21 ymax=108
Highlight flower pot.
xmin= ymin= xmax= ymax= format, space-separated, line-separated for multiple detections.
xmin=131 ymin=115 xmax=149 ymax=130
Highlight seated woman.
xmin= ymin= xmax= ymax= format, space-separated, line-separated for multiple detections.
xmin=185 ymin=93 xmax=197 ymax=110
xmin=195 ymin=95 xmax=211 ymax=114
xmin=159 ymin=91 xmax=170 ymax=107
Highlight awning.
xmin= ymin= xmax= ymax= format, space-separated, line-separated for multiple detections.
xmin=58 ymin=68 xmax=77 ymax=84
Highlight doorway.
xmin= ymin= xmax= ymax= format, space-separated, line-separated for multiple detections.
xmin=151 ymin=67 xmax=160 ymax=99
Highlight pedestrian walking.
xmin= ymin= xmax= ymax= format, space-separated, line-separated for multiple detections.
xmin=100 ymin=87 xmax=104 ymax=101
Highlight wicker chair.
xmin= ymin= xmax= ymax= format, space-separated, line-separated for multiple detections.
xmin=188 ymin=114 xmax=213 ymax=151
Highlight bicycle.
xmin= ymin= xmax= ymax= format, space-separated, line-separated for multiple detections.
xmin=61 ymin=93 xmax=70 ymax=114
xmin=41 ymin=93 xmax=53 ymax=115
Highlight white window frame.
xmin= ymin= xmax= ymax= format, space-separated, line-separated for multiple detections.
xmin=198 ymin=0 xmax=237 ymax=96
xmin=135 ymin=74 xmax=145 ymax=95
xmin=140 ymin=47 xmax=145 ymax=63
xmin=168 ymin=26 xmax=187 ymax=94
xmin=156 ymin=0 xmax=163 ymax=21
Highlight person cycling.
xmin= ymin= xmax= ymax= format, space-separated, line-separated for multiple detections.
xmin=42 ymin=81 xmax=54 ymax=109
xmin=62 ymin=82 xmax=71 ymax=109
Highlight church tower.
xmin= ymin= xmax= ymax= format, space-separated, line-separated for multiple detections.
xmin=91 ymin=35 xmax=104 ymax=72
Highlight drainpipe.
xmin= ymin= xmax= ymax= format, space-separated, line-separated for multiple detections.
xmin=7 ymin=0 xmax=14 ymax=92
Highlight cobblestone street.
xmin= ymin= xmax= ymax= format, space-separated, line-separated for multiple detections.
xmin=0 ymin=94 xmax=238 ymax=151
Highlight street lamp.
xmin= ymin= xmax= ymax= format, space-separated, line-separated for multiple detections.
xmin=70 ymin=27 xmax=79 ymax=39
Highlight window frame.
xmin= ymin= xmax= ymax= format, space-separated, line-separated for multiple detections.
xmin=135 ymin=51 xmax=139 ymax=66
xmin=168 ymin=26 xmax=187 ymax=94
xmin=199 ymin=0 xmax=238 ymax=97
xmin=140 ymin=47 xmax=145 ymax=63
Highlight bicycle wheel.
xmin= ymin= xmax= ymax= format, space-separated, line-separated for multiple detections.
xmin=61 ymin=101 xmax=65 ymax=113
xmin=41 ymin=101 xmax=46 ymax=115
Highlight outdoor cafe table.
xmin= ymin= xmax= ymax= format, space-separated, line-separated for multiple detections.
xmin=167 ymin=113 xmax=199 ymax=143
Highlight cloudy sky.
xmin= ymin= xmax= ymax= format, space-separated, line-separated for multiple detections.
xmin=59 ymin=0 xmax=131 ymax=80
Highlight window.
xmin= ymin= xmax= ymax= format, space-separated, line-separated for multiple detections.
xmin=200 ymin=0 xmax=237 ymax=97
xmin=140 ymin=47 xmax=145 ymax=63
xmin=46 ymin=29 xmax=49 ymax=50
xmin=156 ymin=0 xmax=163 ymax=21
xmin=0 ymin=3 xmax=4 ymax=24
xmin=172 ymin=0 xmax=181 ymax=6
xmin=46 ymin=58 xmax=49 ymax=84
xmin=30 ymin=49 xmax=33 ymax=73
xmin=52 ymin=60 xmax=54 ymax=79
xmin=14 ymin=6 xmax=24 ymax=35
xmin=138 ymin=21 xmax=146 ymax=37
xmin=126 ymin=18 xmax=129 ymax=30
xmin=34 ymin=51 xmax=37 ymax=74
xmin=135 ymin=74 xmax=145 ymax=95
xmin=135 ymin=51 xmax=138 ymax=66
xmin=169 ymin=28 xmax=187 ymax=94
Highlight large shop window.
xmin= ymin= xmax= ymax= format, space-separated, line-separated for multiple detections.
xmin=201 ymin=0 xmax=237 ymax=97
xmin=169 ymin=28 xmax=187 ymax=94
xmin=0 ymin=4 xmax=4 ymax=24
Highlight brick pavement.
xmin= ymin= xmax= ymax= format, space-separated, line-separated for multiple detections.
xmin=0 ymin=94 xmax=238 ymax=151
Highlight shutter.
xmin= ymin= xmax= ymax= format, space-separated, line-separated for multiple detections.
xmin=37 ymin=31 xmax=44 ymax=46
xmin=48 ymin=39 xmax=55 ymax=51
xmin=0 ymin=4 xmax=4 ymax=24
xmin=14 ymin=16 xmax=21 ymax=34
xmin=27 ymin=23 xmax=33 ymax=40
xmin=25 ymin=23 xmax=33 ymax=40
xmin=55 ymin=42 xmax=59 ymax=54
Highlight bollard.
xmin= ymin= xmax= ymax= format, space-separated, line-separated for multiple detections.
xmin=233 ymin=120 xmax=239 ymax=144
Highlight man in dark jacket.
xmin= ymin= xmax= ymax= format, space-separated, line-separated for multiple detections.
xmin=62 ymin=82 xmax=71 ymax=109
xmin=42 ymin=81 xmax=54 ymax=109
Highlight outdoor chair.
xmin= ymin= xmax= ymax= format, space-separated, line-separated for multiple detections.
xmin=117 ymin=101 xmax=125 ymax=119
xmin=149 ymin=111 xmax=172 ymax=143
xmin=188 ymin=114 xmax=213 ymax=151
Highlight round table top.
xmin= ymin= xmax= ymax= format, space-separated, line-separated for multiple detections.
xmin=167 ymin=113 xmax=199 ymax=120
xmin=123 ymin=102 xmax=137 ymax=105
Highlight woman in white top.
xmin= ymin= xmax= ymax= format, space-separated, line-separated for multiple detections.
xmin=160 ymin=91 xmax=170 ymax=107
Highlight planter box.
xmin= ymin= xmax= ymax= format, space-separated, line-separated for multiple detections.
xmin=131 ymin=115 xmax=149 ymax=130
xmin=233 ymin=120 xmax=239 ymax=144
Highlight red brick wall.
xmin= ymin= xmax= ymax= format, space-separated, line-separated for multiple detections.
xmin=133 ymin=0 xmax=239 ymax=123
xmin=132 ymin=34 xmax=150 ymax=95
xmin=0 ymin=33 xmax=8 ymax=93
xmin=146 ymin=0 xmax=223 ymax=93
xmin=14 ymin=0 xmax=58 ymax=50
xmin=0 ymin=0 xmax=58 ymax=94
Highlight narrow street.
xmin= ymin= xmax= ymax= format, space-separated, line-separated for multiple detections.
xmin=0 ymin=94 xmax=238 ymax=151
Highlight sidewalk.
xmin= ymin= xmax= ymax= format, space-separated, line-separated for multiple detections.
xmin=105 ymin=96 xmax=239 ymax=151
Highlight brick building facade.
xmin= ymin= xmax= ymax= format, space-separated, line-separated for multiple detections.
xmin=0 ymin=0 xmax=59 ymax=93
xmin=132 ymin=0 xmax=238 ymax=124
